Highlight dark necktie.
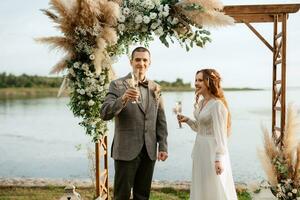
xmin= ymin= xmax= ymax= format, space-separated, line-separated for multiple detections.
xmin=138 ymin=80 xmax=148 ymax=88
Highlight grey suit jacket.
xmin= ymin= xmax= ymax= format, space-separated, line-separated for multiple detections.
xmin=100 ymin=73 xmax=168 ymax=161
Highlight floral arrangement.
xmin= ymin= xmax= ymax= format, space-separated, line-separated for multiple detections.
xmin=259 ymin=104 xmax=300 ymax=199
xmin=37 ymin=0 xmax=233 ymax=141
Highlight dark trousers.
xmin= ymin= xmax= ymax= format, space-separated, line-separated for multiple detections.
xmin=113 ymin=145 xmax=156 ymax=200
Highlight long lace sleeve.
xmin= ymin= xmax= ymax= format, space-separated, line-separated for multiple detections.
xmin=211 ymin=100 xmax=228 ymax=161
xmin=187 ymin=118 xmax=198 ymax=132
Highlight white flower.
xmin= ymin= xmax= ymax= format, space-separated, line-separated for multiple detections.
xmin=73 ymin=62 xmax=80 ymax=69
xmin=68 ymin=68 xmax=76 ymax=77
xmin=129 ymin=0 xmax=138 ymax=4
xmin=122 ymin=8 xmax=130 ymax=16
xmin=288 ymin=192 xmax=293 ymax=197
xmin=292 ymin=189 xmax=297 ymax=194
xmin=118 ymin=14 xmax=126 ymax=23
xmin=158 ymin=5 xmax=163 ymax=11
xmin=150 ymin=22 xmax=159 ymax=30
xmin=80 ymin=109 xmax=85 ymax=114
xmin=77 ymin=89 xmax=85 ymax=95
xmin=135 ymin=15 xmax=143 ymax=24
xmin=118 ymin=24 xmax=125 ymax=32
xmin=88 ymin=100 xmax=95 ymax=106
xmin=162 ymin=11 xmax=169 ymax=17
xmin=172 ymin=17 xmax=179 ymax=25
xmin=82 ymin=63 xmax=89 ymax=71
xmin=152 ymin=0 xmax=160 ymax=7
xmin=142 ymin=0 xmax=155 ymax=9
xmin=296 ymin=197 xmax=300 ymax=200
xmin=143 ymin=16 xmax=151 ymax=24
xmin=164 ymin=4 xmax=170 ymax=12
xmin=150 ymin=12 xmax=157 ymax=19
xmin=154 ymin=26 xmax=164 ymax=36
xmin=141 ymin=27 xmax=148 ymax=32
xmin=89 ymin=54 xmax=95 ymax=60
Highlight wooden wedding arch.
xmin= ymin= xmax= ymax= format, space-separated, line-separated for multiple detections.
xmin=95 ymin=4 xmax=300 ymax=199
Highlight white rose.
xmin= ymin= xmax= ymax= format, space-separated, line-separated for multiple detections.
xmin=77 ymin=89 xmax=85 ymax=95
xmin=118 ymin=24 xmax=125 ymax=32
xmin=123 ymin=8 xmax=130 ymax=16
xmin=135 ymin=15 xmax=143 ymax=24
xmin=73 ymin=62 xmax=80 ymax=68
xmin=154 ymin=26 xmax=164 ymax=36
xmin=148 ymin=3 xmax=155 ymax=9
xmin=158 ymin=5 xmax=163 ymax=11
xmin=296 ymin=197 xmax=300 ymax=200
xmin=88 ymin=100 xmax=95 ymax=106
xmin=288 ymin=192 xmax=293 ymax=197
xmin=150 ymin=12 xmax=157 ymax=19
xmin=118 ymin=14 xmax=126 ymax=23
xmin=150 ymin=22 xmax=159 ymax=30
xmin=162 ymin=11 xmax=169 ymax=17
xmin=292 ymin=189 xmax=297 ymax=194
xmin=80 ymin=109 xmax=85 ymax=114
xmin=164 ymin=4 xmax=170 ymax=12
xmin=152 ymin=0 xmax=160 ymax=6
xmin=143 ymin=16 xmax=151 ymax=24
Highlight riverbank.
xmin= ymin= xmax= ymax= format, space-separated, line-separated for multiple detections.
xmin=0 ymin=178 xmax=275 ymax=200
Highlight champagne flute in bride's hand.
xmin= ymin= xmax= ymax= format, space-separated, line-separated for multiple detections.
xmin=173 ymin=101 xmax=183 ymax=128
xmin=130 ymin=71 xmax=141 ymax=104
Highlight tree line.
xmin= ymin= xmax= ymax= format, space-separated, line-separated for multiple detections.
xmin=0 ymin=73 xmax=62 ymax=88
xmin=0 ymin=73 xmax=191 ymax=89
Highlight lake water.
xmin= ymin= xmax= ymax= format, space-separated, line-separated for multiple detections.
xmin=0 ymin=89 xmax=300 ymax=183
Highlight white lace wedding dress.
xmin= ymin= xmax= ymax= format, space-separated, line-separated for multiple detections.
xmin=186 ymin=99 xmax=237 ymax=200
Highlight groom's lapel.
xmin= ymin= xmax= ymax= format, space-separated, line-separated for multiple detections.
xmin=145 ymin=80 xmax=155 ymax=113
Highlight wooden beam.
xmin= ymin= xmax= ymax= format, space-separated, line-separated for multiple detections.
xmin=224 ymin=4 xmax=300 ymax=15
xmin=229 ymin=14 xmax=284 ymax=23
xmin=244 ymin=22 xmax=273 ymax=52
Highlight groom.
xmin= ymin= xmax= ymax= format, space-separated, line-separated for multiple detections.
xmin=100 ymin=47 xmax=168 ymax=200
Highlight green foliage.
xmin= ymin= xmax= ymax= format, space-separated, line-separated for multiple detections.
xmin=0 ymin=72 xmax=62 ymax=88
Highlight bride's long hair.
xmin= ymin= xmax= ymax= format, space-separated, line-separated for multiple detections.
xmin=196 ymin=69 xmax=232 ymax=136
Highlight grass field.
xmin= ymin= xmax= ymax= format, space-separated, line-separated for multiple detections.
xmin=0 ymin=186 xmax=252 ymax=200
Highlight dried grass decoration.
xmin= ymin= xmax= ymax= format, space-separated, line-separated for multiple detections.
xmin=259 ymin=104 xmax=300 ymax=199
xmin=37 ymin=0 xmax=233 ymax=140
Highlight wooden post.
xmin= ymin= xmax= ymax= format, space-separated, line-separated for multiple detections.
xmin=271 ymin=13 xmax=287 ymax=147
xmin=95 ymin=136 xmax=109 ymax=200
xmin=95 ymin=141 xmax=100 ymax=197
xmin=281 ymin=13 xmax=287 ymax=147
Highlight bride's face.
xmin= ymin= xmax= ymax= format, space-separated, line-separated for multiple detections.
xmin=195 ymin=72 xmax=209 ymax=96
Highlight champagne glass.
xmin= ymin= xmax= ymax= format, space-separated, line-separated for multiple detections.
xmin=173 ymin=101 xmax=183 ymax=128
xmin=130 ymin=71 xmax=141 ymax=104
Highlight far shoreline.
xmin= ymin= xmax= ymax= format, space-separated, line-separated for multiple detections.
xmin=0 ymin=87 xmax=264 ymax=99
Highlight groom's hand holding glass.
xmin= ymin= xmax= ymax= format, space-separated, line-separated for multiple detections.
xmin=121 ymin=88 xmax=140 ymax=105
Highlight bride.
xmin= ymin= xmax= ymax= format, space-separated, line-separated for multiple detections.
xmin=177 ymin=68 xmax=237 ymax=200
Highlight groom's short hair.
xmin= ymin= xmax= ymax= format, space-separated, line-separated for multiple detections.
xmin=131 ymin=47 xmax=151 ymax=60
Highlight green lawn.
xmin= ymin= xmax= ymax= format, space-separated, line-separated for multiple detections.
xmin=0 ymin=186 xmax=252 ymax=200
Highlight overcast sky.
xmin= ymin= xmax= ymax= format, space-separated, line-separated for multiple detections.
xmin=0 ymin=0 xmax=299 ymax=87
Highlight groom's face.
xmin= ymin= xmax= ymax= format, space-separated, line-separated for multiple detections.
xmin=130 ymin=51 xmax=151 ymax=80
